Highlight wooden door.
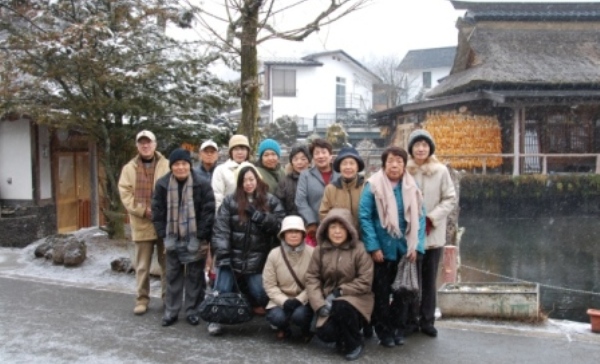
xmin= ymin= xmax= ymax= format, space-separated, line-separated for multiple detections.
xmin=56 ymin=152 xmax=90 ymax=233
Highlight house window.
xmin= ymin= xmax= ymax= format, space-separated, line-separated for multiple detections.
xmin=272 ymin=69 xmax=296 ymax=97
xmin=422 ymin=71 xmax=432 ymax=89
xmin=336 ymin=77 xmax=346 ymax=108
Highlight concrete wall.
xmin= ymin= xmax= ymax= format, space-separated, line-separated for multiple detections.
xmin=0 ymin=119 xmax=33 ymax=200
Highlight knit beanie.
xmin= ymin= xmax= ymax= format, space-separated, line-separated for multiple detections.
xmin=333 ymin=146 xmax=365 ymax=173
xmin=258 ymin=139 xmax=281 ymax=159
xmin=408 ymin=129 xmax=436 ymax=157
xmin=228 ymin=134 xmax=250 ymax=159
xmin=169 ymin=148 xmax=192 ymax=169
xmin=289 ymin=144 xmax=312 ymax=164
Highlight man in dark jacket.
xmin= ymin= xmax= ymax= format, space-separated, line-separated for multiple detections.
xmin=152 ymin=148 xmax=215 ymax=327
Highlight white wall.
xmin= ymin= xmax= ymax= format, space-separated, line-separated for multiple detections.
xmin=404 ymin=66 xmax=451 ymax=102
xmin=0 ymin=119 xmax=33 ymax=200
xmin=38 ymin=125 xmax=52 ymax=199
xmin=270 ymin=53 xmax=376 ymax=128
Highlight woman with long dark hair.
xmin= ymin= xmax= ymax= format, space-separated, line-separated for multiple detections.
xmin=209 ymin=163 xmax=285 ymax=335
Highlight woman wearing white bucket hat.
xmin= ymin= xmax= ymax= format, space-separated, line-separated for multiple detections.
xmin=262 ymin=215 xmax=315 ymax=341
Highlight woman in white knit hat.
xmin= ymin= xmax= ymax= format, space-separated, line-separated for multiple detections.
xmin=262 ymin=215 xmax=315 ymax=341
xmin=406 ymin=129 xmax=456 ymax=338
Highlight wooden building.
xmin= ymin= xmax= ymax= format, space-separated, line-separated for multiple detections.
xmin=372 ymin=1 xmax=600 ymax=175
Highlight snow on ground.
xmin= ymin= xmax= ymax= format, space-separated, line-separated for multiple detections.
xmin=0 ymin=227 xmax=161 ymax=297
xmin=0 ymin=227 xmax=598 ymax=343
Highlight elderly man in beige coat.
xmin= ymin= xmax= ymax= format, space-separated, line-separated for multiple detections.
xmin=118 ymin=130 xmax=170 ymax=315
xmin=406 ymin=129 xmax=457 ymax=337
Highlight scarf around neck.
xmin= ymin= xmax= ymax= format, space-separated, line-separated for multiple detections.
xmin=367 ymin=169 xmax=423 ymax=253
xmin=134 ymin=155 xmax=156 ymax=210
xmin=166 ymin=174 xmax=197 ymax=248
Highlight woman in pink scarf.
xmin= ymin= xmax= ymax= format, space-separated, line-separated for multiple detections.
xmin=358 ymin=146 xmax=426 ymax=348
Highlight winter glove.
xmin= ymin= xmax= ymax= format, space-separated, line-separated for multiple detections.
xmin=426 ymin=217 xmax=433 ymax=236
xmin=283 ymin=299 xmax=302 ymax=314
xmin=245 ymin=204 xmax=257 ymax=216
xmin=317 ymin=304 xmax=331 ymax=317
xmin=250 ymin=210 xmax=266 ymax=224
xmin=325 ymin=293 xmax=336 ymax=304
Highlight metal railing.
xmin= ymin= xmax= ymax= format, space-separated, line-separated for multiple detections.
xmin=437 ymin=153 xmax=600 ymax=175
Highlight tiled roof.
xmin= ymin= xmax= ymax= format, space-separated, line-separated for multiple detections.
xmin=452 ymin=1 xmax=600 ymax=21
xmin=398 ymin=46 xmax=457 ymax=71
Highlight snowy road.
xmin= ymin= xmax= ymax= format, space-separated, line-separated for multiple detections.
xmin=1 ymin=276 xmax=599 ymax=364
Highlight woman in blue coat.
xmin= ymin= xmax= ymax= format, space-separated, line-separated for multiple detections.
xmin=359 ymin=146 xmax=426 ymax=348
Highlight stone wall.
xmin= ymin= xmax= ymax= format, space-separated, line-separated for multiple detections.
xmin=0 ymin=203 xmax=57 ymax=248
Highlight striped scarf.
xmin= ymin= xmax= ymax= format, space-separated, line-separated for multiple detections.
xmin=134 ymin=156 xmax=156 ymax=209
xmin=165 ymin=174 xmax=197 ymax=251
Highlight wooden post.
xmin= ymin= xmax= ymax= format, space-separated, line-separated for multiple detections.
xmin=89 ymin=141 xmax=99 ymax=226
xmin=542 ymin=155 xmax=548 ymax=175
xmin=512 ymin=108 xmax=521 ymax=176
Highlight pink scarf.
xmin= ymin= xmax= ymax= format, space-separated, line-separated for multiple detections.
xmin=367 ymin=169 xmax=423 ymax=254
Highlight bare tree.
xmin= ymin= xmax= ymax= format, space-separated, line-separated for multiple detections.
xmin=364 ymin=54 xmax=404 ymax=109
xmin=193 ymin=0 xmax=371 ymax=150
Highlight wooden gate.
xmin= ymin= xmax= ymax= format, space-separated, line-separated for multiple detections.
xmin=55 ymin=152 xmax=91 ymax=233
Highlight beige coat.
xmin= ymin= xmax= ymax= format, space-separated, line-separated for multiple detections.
xmin=118 ymin=152 xmax=169 ymax=242
xmin=211 ymin=159 xmax=241 ymax=212
xmin=319 ymin=176 xmax=365 ymax=230
xmin=262 ymin=243 xmax=315 ymax=309
xmin=407 ymin=156 xmax=457 ymax=249
xmin=306 ymin=208 xmax=374 ymax=328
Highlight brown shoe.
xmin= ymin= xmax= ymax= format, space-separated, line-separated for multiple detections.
xmin=252 ymin=306 xmax=266 ymax=316
xmin=133 ymin=304 xmax=147 ymax=315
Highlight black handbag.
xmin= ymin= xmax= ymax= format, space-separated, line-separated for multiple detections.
xmin=199 ymin=269 xmax=253 ymax=325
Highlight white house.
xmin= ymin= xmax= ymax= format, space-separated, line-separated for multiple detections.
xmin=398 ymin=46 xmax=456 ymax=103
xmin=260 ymin=50 xmax=381 ymax=133
xmin=0 ymin=117 xmax=57 ymax=246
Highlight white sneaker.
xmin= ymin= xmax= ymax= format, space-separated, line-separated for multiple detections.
xmin=207 ymin=322 xmax=223 ymax=336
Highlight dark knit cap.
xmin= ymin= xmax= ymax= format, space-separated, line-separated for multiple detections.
xmin=289 ymin=144 xmax=312 ymax=164
xmin=169 ymin=148 xmax=192 ymax=169
xmin=333 ymin=146 xmax=365 ymax=173
xmin=408 ymin=129 xmax=436 ymax=157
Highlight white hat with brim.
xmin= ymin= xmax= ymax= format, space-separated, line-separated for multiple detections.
xmin=278 ymin=215 xmax=306 ymax=240
xmin=200 ymin=140 xmax=218 ymax=151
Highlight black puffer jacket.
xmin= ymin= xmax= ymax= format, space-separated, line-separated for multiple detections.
xmin=152 ymin=171 xmax=215 ymax=242
xmin=212 ymin=193 xmax=285 ymax=274
xmin=275 ymin=169 xmax=300 ymax=216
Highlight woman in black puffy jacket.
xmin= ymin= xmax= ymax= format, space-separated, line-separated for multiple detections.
xmin=208 ymin=162 xmax=285 ymax=335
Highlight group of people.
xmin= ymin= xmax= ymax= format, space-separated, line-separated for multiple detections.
xmin=118 ymin=128 xmax=456 ymax=361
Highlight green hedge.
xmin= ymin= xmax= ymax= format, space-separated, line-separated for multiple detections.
xmin=460 ymin=174 xmax=600 ymax=217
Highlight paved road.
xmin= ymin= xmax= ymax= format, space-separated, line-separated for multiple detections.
xmin=0 ymin=276 xmax=598 ymax=364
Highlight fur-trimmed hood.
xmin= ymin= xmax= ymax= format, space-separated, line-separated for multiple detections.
xmin=316 ymin=208 xmax=359 ymax=248
xmin=407 ymin=155 xmax=446 ymax=176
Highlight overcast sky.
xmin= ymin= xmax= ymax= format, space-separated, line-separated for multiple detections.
xmin=176 ymin=0 xmax=591 ymax=78
xmin=258 ymin=0 xmax=463 ymax=63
